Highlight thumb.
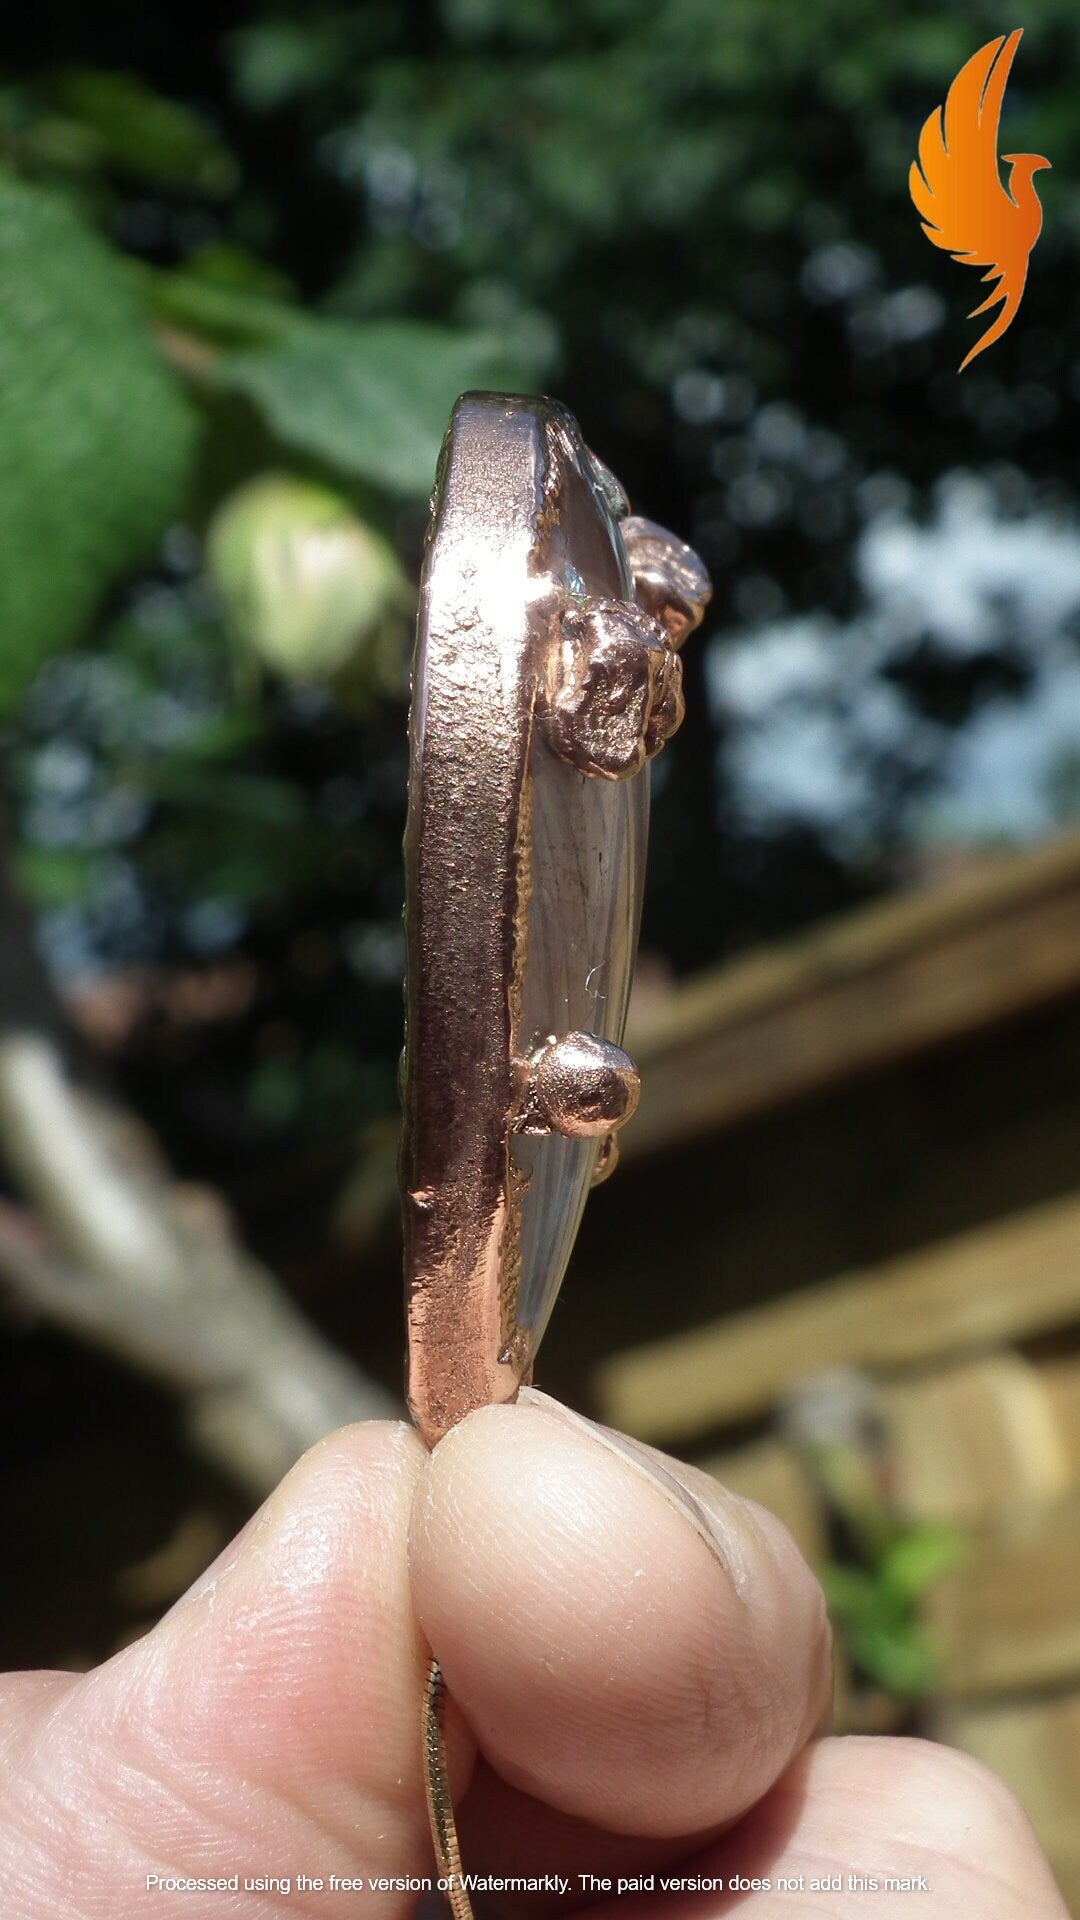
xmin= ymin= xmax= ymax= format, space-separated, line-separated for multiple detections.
xmin=0 ymin=1421 xmax=436 ymax=1919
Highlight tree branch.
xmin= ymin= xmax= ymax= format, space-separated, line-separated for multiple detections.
xmin=0 ymin=855 xmax=399 ymax=1496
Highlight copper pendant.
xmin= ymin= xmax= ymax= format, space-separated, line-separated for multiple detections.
xmin=402 ymin=392 xmax=710 ymax=1449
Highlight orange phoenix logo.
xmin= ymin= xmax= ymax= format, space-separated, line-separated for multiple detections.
xmin=909 ymin=29 xmax=1049 ymax=370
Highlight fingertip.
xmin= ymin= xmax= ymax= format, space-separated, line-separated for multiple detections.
xmin=409 ymin=1397 xmax=830 ymax=1836
xmin=126 ymin=1417 xmax=433 ymax=1809
xmin=7 ymin=1420 xmax=443 ymax=1913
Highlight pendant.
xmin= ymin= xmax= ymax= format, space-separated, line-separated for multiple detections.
xmin=403 ymin=392 xmax=709 ymax=1448
xmin=401 ymin=392 xmax=710 ymax=1906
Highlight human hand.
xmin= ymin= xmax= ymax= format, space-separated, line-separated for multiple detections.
xmin=0 ymin=1390 xmax=1066 ymax=1916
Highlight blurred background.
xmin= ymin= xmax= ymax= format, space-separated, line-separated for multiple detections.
xmin=1 ymin=0 xmax=1079 ymax=1901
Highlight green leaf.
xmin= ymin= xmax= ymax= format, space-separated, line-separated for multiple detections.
xmin=0 ymin=171 xmax=198 ymax=710
xmin=134 ymin=262 xmax=295 ymax=350
xmin=819 ymin=1562 xmax=895 ymax=1629
xmin=880 ymin=1525 xmax=967 ymax=1603
xmin=42 ymin=69 xmax=237 ymax=194
xmin=215 ymin=318 xmax=548 ymax=498
xmin=179 ymin=242 xmax=295 ymax=302
xmin=846 ymin=1619 xmax=940 ymax=1698
xmin=228 ymin=22 xmax=345 ymax=113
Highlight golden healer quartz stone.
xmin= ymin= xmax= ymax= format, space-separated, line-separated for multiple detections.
xmin=401 ymin=392 xmax=710 ymax=1449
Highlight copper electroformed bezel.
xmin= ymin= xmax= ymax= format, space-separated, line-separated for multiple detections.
xmin=401 ymin=393 xmax=709 ymax=1447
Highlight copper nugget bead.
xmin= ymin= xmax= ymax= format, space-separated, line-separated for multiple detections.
xmin=525 ymin=1030 xmax=641 ymax=1138
xmin=540 ymin=596 xmax=682 ymax=779
xmin=620 ymin=516 xmax=712 ymax=648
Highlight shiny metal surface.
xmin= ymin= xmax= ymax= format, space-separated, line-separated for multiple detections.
xmin=402 ymin=392 xmax=709 ymax=1447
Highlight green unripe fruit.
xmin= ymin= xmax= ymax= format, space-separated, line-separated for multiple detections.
xmin=208 ymin=473 xmax=409 ymax=691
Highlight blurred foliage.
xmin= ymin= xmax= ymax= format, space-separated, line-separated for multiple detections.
xmin=4 ymin=0 xmax=1080 ymax=1164
xmin=216 ymin=315 xmax=534 ymax=497
xmin=821 ymin=1523 xmax=967 ymax=1699
xmin=0 ymin=171 xmax=196 ymax=707
xmin=810 ymin=1433 xmax=967 ymax=1698
xmin=40 ymin=67 xmax=238 ymax=194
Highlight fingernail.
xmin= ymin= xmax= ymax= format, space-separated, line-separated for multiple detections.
xmin=518 ymin=1386 xmax=757 ymax=1593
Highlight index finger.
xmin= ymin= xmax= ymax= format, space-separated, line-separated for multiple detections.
xmin=408 ymin=1389 xmax=832 ymax=1841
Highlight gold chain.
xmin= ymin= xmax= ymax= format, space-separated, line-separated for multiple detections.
xmin=422 ymin=1656 xmax=475 ymax=1920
